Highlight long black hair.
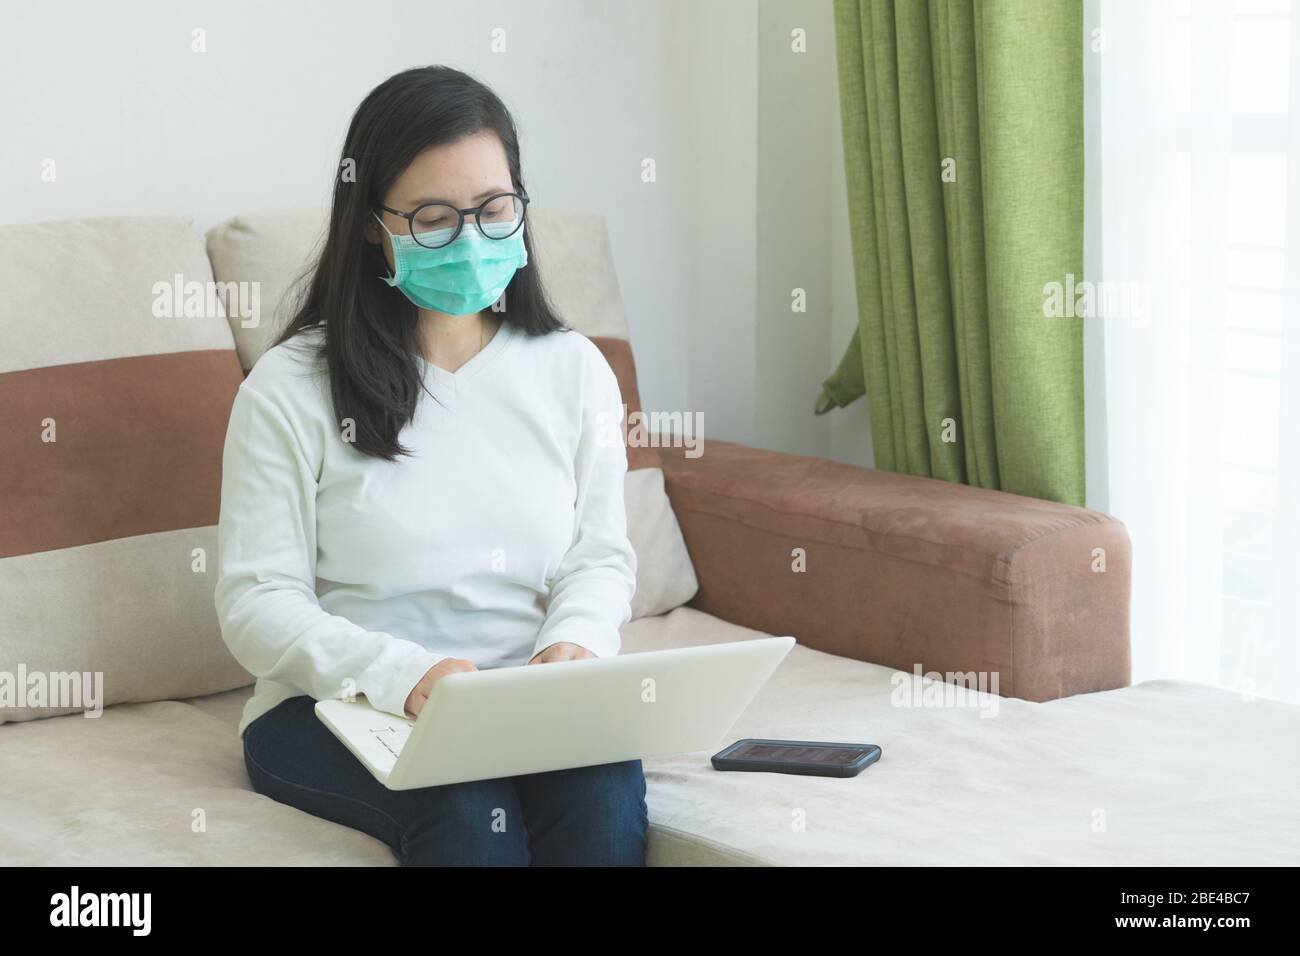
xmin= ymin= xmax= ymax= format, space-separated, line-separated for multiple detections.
xmin=277 ymin=65 xmax=568 ymax=460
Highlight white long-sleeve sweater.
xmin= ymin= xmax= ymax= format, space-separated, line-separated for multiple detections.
xmin=214 ymin=320 xmax=637 ymax=737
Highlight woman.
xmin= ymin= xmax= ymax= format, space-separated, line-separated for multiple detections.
xmin=214 ymin=65 xmax=647 ymax=866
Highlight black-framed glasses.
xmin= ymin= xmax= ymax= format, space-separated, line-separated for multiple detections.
xmin=377 ymin=191 xmax=529 ymax=249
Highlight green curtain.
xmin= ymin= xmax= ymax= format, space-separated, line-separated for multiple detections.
xmin=817 ymin=0 xmax=1085 ymax=506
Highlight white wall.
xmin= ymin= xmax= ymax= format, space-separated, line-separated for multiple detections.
xmin=683 ymin=0 xmax=759 ymax=448
xmin=0 ymin=0 xmax=867 ymax=464
xmin=757 ymin=0 xmax=834 ymax=458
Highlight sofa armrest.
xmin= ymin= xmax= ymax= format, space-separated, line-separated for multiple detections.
xmin=656 ymin=439 xmax=1131 ymax=702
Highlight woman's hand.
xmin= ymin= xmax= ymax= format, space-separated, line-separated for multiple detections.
xmin=527 ymin=642 xmax=596 ymax=665
xmin=404 ymin=657 xmax=477 ymax=718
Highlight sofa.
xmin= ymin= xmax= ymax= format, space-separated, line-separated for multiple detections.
xmin=1 ymin=209 xmax=1296 ymax=866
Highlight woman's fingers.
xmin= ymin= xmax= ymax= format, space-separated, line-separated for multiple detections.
xmin=528 ymin=642 xmax=595 ymax=664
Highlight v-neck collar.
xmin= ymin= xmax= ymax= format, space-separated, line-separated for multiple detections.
xmin=416 ymin=319 xmax=516 ymax=400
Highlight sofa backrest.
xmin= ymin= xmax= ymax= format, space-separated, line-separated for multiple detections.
xmin=1 ymin=208 xmax=696 ymax=723
xmin=0 ymin=216 xmax=252 ymax=722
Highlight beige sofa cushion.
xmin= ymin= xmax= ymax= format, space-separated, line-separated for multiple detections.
xmin=203 ymin=207 xmax=327 ymax=371
xmin=626 ymin=468 xmax=697 ymax=620
xmin=0 ymin=216 xmax=252 ymax=723
xmin=525 ymin=206 xmax=631 ymax=340
xmin=0 ymin=690 xmax=395 ymax=866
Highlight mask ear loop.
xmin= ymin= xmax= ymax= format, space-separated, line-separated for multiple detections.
xmin=372 ymin=211 xmax=404 ymax=286
xmin=376 ymin=208 xmax=444 ymax=407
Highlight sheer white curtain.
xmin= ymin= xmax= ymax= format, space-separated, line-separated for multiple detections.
xmin=1096 ymin=0 xmax=1300 ymax=703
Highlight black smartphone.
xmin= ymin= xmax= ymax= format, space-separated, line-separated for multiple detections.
xmin=711 ymin=738 xmax=881 ymax=778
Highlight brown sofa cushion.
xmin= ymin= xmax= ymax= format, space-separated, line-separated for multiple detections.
xmin=588 ymin=334 xmax=698 ymax=619
xmin=658 ymin=439 xmax=1131 ymax=702
xmin=588 ymin=335 xmax=659 ymax=471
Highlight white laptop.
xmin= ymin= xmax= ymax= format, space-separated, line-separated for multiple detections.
xmin=315 ymin=636 xmax=796 ymax=790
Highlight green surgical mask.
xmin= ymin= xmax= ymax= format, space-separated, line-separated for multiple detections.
xmin=374 ymin=213 xmax=528 ymax=315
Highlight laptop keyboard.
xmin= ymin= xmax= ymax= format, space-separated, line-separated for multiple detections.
xmin=370 ymin=722 xmax=413 ymax=758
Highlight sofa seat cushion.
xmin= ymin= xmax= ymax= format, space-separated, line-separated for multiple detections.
xmin=630 ymin=611 xmax=1299 ymax=865
xmin=0 ymin=616 xmax=761 ymax=866
xmin=0 ymin=688 xmax=395 ymax=866
xmin=3 ymin=607 xmax=1295 ymax=865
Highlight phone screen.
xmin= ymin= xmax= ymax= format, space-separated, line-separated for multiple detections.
xmin=729 ymin=742 xmax=870 ymax=765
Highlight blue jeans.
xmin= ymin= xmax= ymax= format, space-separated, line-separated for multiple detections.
xmin=243 ymin=695 xmax=649 ymax=866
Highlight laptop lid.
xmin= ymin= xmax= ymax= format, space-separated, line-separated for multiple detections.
xmin=343 ymin=636 xmax=795 ymax=790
